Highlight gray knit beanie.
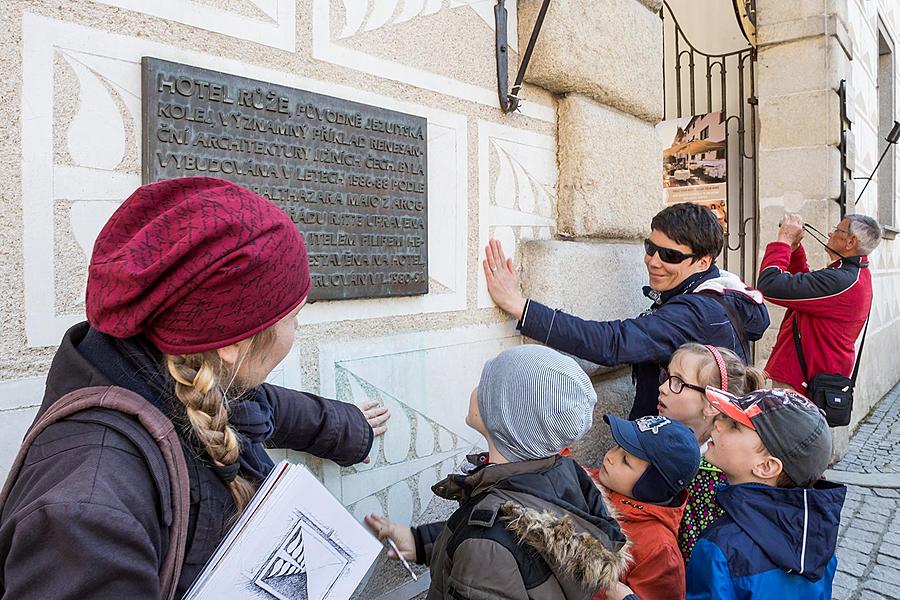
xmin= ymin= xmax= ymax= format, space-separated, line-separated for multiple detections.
xmin=477 ymin=345 xmax=597 ymax=462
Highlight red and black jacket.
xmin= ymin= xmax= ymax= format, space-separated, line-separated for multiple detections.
xmin=757 ymin=242 xmax=872 ymax=392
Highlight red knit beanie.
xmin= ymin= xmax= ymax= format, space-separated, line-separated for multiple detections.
xmin=86 ymin=177 xmax=310 ymax=354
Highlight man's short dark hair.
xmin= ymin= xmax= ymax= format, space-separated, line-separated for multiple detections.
xmin=650 ymin=202 xmax=724 ymax=261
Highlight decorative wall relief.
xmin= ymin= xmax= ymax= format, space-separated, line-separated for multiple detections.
xmin=22 ymin=13 xmax=468 ymax=347
xmin=477 ymin=120 xmax=557 ymax=308
xmin=313 ymin=0 xmax=555 ymax=122
xmin=317 ymin=323 xmax=521 ymax=525
xmin=92 ymin=0 xmax=297 ymax=51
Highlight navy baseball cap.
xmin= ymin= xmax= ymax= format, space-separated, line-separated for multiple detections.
xmin=604 ymin=415 xmax=701 ymax=499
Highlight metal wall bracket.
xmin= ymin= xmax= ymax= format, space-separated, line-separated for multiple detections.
xmin=838 ymin=79 xmax=853 ymax=217
xmin=495 ymin=0 xmax=551 ymax=113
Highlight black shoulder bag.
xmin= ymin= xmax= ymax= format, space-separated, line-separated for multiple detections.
xmin=792 ymin=315 xmax=868 ymax=427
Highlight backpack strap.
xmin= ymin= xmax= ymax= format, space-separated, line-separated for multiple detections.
xmin=698 ymin=291 xmax=752 ymax=362
xmin=0 ymin=386 xmax=190 ymax=600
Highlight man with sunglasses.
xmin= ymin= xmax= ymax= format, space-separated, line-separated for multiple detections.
xmin=484 ymin=202 xmax=770 ymax=419
xmin=756 ymin=213 xmax=881 ymax=393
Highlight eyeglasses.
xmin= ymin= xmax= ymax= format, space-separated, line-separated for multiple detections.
xmin=830 ymin=225 xmax=852 ymax=236
xmin=644 ymin=239 xmax=698 ymax=264
xmin=659 ymin=368 xmax=707 ymax=394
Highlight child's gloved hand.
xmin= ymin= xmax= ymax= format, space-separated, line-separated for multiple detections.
xmin=364 ymin=513 xmax=416 ymax=561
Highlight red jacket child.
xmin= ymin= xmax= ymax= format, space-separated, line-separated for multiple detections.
xmin=586 ymin=468 xmax=687 ymax=600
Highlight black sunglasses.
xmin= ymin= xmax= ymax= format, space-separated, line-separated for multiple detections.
xmin=659 ymin=368 xmax=707 ymax=394
xmin=644 ymin=239 xmax=698 ymax=264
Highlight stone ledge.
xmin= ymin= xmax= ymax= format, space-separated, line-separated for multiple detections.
xmin=557 ymin=94 xmax=663 ymax=239
xmin=758 ymin=35 xmax=849 ymax=96
xmin=756 ymin=0 xmax=849 ymax=37
xmin=759 ymin=89 xmax=841 ymax=149
xmin=519 ymin=0 xmax=663 ymax=122
xmin=520 ymin=238 xmax=649 ymax=375
xmin=758 ymin=14 xmax=852 ymax=59
xmin=758 ymin=146 xmax=842 ymax=200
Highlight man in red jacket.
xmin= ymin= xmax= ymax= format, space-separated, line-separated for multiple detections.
xmin=757 ymin=213 xmax=882 ymax=392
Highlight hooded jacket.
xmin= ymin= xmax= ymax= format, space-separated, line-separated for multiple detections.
xmin=584 ymin=477 xmax=688 ymax=600
xmin=413 ymin=453 xmax=630 ymax=600
xmin=757 ymin=242 xmax=872 ymax=391
xmin=519 ymin=266 xmax=769 ymax=419
xmin=685 ymin=481 xmax=846 ymax=600
xmin=0 ymin=323 xmax=372 ymax=599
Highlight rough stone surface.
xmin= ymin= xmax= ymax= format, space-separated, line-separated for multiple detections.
xmin=568 ymin=368 xmax=636 ymax=467
xmin=759 ymin=89 xmax=841 ymax=149
xmin=557 ymin=95 xmax=663 ymax=239
xmin=519 ymin=0 xmax=663 ymax=122
xmin=756 ymin=0 xmax=849 ymax=29
xmin=520 ymin=239 xmax=649 ymax=375
xmin=758 ymin=145 xmax=842 ymax=200
xmin=520 ymin=239 xmax=648 ymax=323
xmin=758 ymin=35 xmax=849 ymax=97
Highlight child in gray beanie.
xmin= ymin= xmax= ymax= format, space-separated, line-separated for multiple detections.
xmin=366 ymin=345 xmax=631 ymax=600
xmin=475 ymin=344 xmax=598 ymax=462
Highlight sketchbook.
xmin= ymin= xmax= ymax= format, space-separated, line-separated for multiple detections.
xmin=184 ymin=460 xmax=383 ymax=600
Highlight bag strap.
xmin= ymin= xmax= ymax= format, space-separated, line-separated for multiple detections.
xmin=793 ymin=311 xmax=871 ymax=386
xmin=700 ymin=291 xmax=752 ymax=362
xmin=851 ymin=315 xmax=870 ymax=384
xmin=791 ymin=316 xmax=811 ymax=386
xmin=0 ymin=386 xmax=190 ymax=600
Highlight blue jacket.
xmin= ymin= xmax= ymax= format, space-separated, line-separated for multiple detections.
xmin=519 ymin=265 xmax=770 ymax=418
xmin=686 ymin=481 xmax=846 ymax=600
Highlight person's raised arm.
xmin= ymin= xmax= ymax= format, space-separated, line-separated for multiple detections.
xmin=264 ymin=384 xmax=389 ymax=466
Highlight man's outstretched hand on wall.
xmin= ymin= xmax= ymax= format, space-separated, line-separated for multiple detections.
xmin=483 ymin=239 xmax=527 ymax=321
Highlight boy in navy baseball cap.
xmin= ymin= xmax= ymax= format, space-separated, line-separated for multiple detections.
xmin=583 ymin=415 xmax=700 ymax=600
xmin=686 ymin=388 xmax=844 ymax=600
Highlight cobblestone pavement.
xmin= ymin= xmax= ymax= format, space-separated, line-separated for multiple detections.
xmin=830 ymin=382 xmax=900 ymax=600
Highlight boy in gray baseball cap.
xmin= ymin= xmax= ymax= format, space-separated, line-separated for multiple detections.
xmin=686 ymin=388 xmax=846 ymax=599
xmin=366 ymin=345 xmax=632 ymax=600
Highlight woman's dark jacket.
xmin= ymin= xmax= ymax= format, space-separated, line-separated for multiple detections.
xmin=0 ymin=322 xmax=372 ymax=599
xmin=519 ymin=266 xmax=770 ymax=418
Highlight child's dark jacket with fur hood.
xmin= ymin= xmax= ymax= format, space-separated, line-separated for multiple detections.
xmin=412 ymin=453 xmax=631 ymax=600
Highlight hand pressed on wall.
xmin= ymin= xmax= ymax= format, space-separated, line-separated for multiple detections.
xmin=483 ymin=239 xmax=527 ymax=321
xmin=360 ymin=401 xmax=390 ymax=464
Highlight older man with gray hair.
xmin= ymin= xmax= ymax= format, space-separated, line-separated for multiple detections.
xmin=756 ymin=213 xmax=882 ymax=409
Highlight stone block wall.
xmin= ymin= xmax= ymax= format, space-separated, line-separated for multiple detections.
xmin=516 ymin=0 xmax=664 ymax=464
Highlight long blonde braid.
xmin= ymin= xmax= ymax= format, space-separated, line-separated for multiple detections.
xmin=164 ymin=329 xmax=275 ymax=515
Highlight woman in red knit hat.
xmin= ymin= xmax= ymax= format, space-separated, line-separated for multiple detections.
xmin=0 ymin=177 xmax=389 ymax=599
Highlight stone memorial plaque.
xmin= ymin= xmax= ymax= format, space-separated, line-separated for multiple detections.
xmin=141 ymin=57 xmax=428 ymax=300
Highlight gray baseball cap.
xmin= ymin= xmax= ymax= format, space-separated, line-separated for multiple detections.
xmin=706 ymin=387 xmax=832 ymax=487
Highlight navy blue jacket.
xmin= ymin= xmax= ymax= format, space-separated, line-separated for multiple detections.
xmin=686 ymin=481 xmax=845 ymax=599
xmin=519 ymin=266 xmax=770 ymax=418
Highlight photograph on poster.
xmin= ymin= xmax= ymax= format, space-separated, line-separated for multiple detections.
xmin=657 ymin=112 xmax=728 ymax=231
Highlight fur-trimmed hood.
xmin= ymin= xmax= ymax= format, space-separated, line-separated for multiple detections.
xmin=432 ymin=454 xmax=631 ymax=594
xmin=502 ymin=499 xmax=631 ymax=591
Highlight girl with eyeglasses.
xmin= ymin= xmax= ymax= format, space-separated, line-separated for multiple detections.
xmin=656 ymin=343 xmax=766 ymax=561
